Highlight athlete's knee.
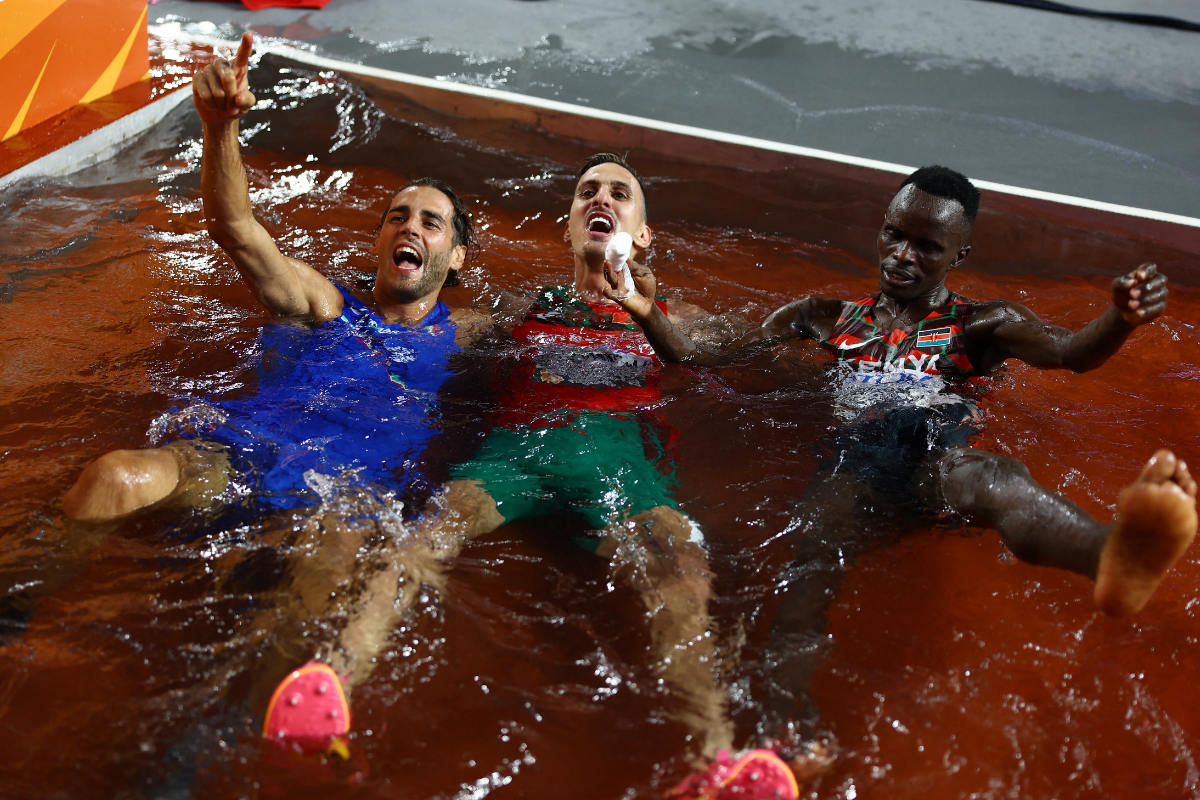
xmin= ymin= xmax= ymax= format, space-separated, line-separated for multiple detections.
xmin=441 ymin=480 xmax=504 ymax=539
xmin=63 ymin=449 xmax=179 ymax=522
xmin=938 ymin=447 xmax=1030 ymax=512
xmin=627 ymin=505 xmax=698 ymax=549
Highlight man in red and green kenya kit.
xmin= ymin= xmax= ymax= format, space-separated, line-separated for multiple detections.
xmin=606 ymin=165 xmax=1196 ymax=757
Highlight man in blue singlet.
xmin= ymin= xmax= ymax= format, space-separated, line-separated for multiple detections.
xmin=64 ymin=33 xmax=483 ymax=524
xmin=606 ymin=165 xmax=1197 ymax=758
xmin=60 ymin=33 xmax=490 ymax=757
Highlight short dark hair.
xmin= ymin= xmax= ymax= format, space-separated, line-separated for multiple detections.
xmin=576 ymin=152 xmax=649 ymax=222
xmin=898 ymin=165 xmax=981 ymax=227
xmin=375 ymin=177 xmax=478 ymax=287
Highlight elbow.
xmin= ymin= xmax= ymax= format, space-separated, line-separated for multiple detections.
xmin=1062 ymin=355 xmax=1105 ymax=374
xmin=676 ymin=349 xmax=723 ymax=367
xmin=206 ymin=218 xmax=237 ymax=249
xmin=206 ymin=218 xmax=254 ymax=254
xmin=650 ymin=347 xmax=684 ymax=364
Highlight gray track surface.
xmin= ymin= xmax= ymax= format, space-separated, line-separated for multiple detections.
xmin=152 ymin=0 xmax=1200 ymax=218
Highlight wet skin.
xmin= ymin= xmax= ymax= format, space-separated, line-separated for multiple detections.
xmin=605 ymin=182 xmax=1194 ymax=616
xmin=603 ymin=180 xmax=1195 ymax=756
xmin=371 ymin=185 xmax=465 ymax=315
xmin=436 ymin=163 xmax=735 ymax=757
xmin=61 ymin=30 xmax=498 ymax=764
xmin=194 ymin=32 xmax=465 ymax=328
xmin=65 ymin=32 xmax=478 ymax=525
xmin=611 ymin=183 xmax=1170 ymax=372
xmin=565 ymin=161 xmax=653 ymax=303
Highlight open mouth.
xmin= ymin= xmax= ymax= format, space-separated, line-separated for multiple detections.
xmin=392 ymin=243 xmax=424 ymax=270
xmin=882 ymin=267 xmax=915 ymax=285
xmin=585 ymin=211 xmax=615 ymax=235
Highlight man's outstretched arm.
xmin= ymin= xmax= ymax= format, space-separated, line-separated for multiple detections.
xmin=603 ymin=259 xmax=839 ymax=364
xmin=972 ymin=263 xmax=1168 ymax=374
xmin=195 ymin=33 xmax=342 ymax=323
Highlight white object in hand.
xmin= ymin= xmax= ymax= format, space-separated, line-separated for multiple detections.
xmin=606 ymin=231 xmax=635 ymax=297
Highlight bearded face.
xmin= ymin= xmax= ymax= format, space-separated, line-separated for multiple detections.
xmin=372 ymin=185 xmax=463 ymax=307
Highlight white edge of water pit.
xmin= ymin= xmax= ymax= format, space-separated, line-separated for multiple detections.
xmin=0 ymin=87 xmax=194 ymax=192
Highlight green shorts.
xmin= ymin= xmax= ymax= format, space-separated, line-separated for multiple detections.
xmin=452 ymin=410 xmax=677 ymax=532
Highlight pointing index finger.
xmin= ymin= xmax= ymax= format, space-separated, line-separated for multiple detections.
xmin=234 ymin=31 xmax=253 ymax=74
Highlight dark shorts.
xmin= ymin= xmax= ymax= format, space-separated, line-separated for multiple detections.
xmin=824 ymin=399 xmax=985 ymax=497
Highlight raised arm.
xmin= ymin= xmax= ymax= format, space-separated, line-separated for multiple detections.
xmin=194 ymin=33 xmax=342 ymax=323
xmin=971 ymin=263 xmax=1168 ymax=374
xmin=603 ymin=259 xmax=839 ymax=364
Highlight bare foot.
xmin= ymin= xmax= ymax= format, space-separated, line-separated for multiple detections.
xmin=1094 ymin=450 xmax=1197 ymax=616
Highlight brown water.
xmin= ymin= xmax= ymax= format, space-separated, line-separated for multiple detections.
xmin=1 ymin=43 xmax=1199 ymax=800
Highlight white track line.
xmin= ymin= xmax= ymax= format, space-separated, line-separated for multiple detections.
xmin=0 ymin=87 xmax=193 ymax=191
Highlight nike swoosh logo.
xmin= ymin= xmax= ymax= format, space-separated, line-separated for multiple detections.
xmin=836 ymin=336 xmax=883 ymax=350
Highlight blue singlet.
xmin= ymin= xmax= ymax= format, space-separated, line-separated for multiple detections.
xmin=158 ymin=285 xmax=460 ymax=510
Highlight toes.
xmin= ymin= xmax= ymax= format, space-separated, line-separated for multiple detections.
xmin=1139 ymin=449 xmax=1178 ymax=484
xmin=1174 ymin=459 xmax=1198 ymax=498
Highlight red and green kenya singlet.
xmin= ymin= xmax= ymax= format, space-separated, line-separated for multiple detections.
xmin=502 ymin=286 xmax=669 ymax=420
xmin=820 ymin=292 xmax=978 ymax=384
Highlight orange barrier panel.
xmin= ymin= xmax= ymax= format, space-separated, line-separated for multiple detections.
xmin=0 ymin=0 xmax=148 ymax=141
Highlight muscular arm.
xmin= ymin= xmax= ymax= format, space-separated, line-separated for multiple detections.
xmin=970 ymin=263 xmax=1168 ymax=374
xmin=195 ymin=33 xmax=343 ymax=323
xmin=603 ymin=259 xmax=841 ymax=364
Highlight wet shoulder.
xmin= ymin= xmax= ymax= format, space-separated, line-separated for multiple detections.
xmin=961 ymin=298 xmax=1027 ymax=337
xmin=450 ymin=306 xmax=495 ymax=348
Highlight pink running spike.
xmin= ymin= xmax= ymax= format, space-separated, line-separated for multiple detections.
xmin=263 ymin=662 xmax=351 ymax=755
xmin=669 ymin=749 xmax=799 ymax=800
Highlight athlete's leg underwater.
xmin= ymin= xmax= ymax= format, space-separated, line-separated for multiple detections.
xmin=601 ymin=164 xmax=1198 ymax=755
xmin=432 ymin=153 xmax=736 ymax=759
xmin=46 ymin=32 xmax=494 ymax=760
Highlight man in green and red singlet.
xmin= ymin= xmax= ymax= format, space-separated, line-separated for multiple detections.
xmin=606 ymin=165 xmax=1197 ymax=757
xmin=437 ymin=154 xmax=752 ymax=768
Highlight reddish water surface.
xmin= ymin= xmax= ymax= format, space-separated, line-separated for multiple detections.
xmin=1 ymin=44 xmax=1199 ymax=800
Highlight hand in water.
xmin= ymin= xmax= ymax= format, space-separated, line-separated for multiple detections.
xmin=193 ymin=31 xmax=257 ymax=125
xmin=602 ymin=258 xmax=658 ymax=318
xmin=1112 ymin=262 xmax=1168 ymax=325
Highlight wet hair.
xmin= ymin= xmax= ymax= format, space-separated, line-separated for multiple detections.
xmin=898 ymin=165 xmax=981 ymax=229
xmin=576 ymin=152 xmax=649 ymax=222
xmin=375 ymin=177 xmax=478 ymax=287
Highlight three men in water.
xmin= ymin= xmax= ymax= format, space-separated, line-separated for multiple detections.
xmin=50 ymin=30 xmax=1197 ymax=798
xmin=604 ymin=164 xmax=1197 ymax=752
